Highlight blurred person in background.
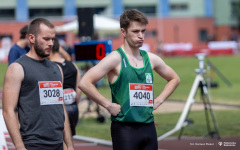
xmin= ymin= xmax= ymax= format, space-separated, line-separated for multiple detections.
xmin=8 ymin=25 xmax=30 ymax=65
xmin=49 ymin=38 xmax=81 ymax=137
xmin=59 ymin=38 xmax=73 ymax=61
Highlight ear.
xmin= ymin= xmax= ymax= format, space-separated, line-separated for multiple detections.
xmin=28 ymin=34 xmax=35 ymax=44
xmin=121 ymin=28 xmax=126 ymax=38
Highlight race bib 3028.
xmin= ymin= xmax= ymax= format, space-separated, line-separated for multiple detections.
xmin=38 ymin=81 xmax=63 ymax=105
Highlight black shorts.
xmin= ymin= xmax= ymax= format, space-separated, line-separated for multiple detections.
xmin=24 ymin=143 xmax=63 ymax=150
xmin=111 ymin=121 xmax=158 ymax=150
xmin=65 ymin=104 xmax=79 ymax=136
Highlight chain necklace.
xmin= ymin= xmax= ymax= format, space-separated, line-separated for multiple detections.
xmin=121 ymin=47 xmax=138 ymax=67
xmin=131 ymin=57 xmax=138 ymax=67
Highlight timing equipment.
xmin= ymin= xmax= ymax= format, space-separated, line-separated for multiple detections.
xmin=158 ymin=53 xmax=220 ymax=141
xmin=73 ymin=40 xmax=112 ymax=61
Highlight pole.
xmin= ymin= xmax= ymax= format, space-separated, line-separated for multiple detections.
xmin=158 ymin=53 xmax=220 ymax=140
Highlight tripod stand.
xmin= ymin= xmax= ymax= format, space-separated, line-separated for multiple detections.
xmin=158 ymin=53 xmax=220 ymax=141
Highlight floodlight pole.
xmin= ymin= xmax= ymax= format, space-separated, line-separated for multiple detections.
xmin=158 ymin=53 xmax=220 ymax=141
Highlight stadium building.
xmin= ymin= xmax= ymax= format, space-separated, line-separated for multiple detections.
xmin=0 ymin=0 xmax=239 ymax=58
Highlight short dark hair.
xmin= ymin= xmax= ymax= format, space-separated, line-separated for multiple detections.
xmin=120 ymin=9 xmax=148 ymax=31
xmin=52 ymin=38 xmax=60 ymax=54
xmin=20 ymin=25 xmax=28 ymax=39
xmin=28 ymin=18 xmax=55 ymax=37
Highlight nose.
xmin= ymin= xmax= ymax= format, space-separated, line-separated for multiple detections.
xmin=49 ymin=39 xmax=54 ymax=46
xmin=138 ymin=32 xmax=144 ymax=39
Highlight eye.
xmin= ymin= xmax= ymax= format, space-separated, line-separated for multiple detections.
xmin=44 ymin=38 xmax=50 ymax=41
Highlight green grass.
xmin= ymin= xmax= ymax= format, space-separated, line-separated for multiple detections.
xmin=0 ymin=63 xmax=7 ymax=88
xmin=1 ymin=55 xmax=239 ymax=105
xmin=1 ymin=56 xmax=240 ymax=140
xmin=76 ymin=117 xmax=112 ymax=140
xmin=1 ymin=56 xmax=239 ymax=101
xmin=155 ymin=109 xmax=240 ymax=138
xmin=74 ymin=55 xmax=240 ymax=140
xmin=76 ymin=109 xmax=240 ymax=140
xmin=76 ymin=55 xmax=240 ymax=105
xmin=161 ymin=55 xmax=240 ymax=104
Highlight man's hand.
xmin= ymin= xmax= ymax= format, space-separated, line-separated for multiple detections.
xmin=153 ymin=99 xmax=164 ymax=110
xmin=107 ymin=103 xmax=121 ymax=116
xmin=153 ymin=103 xmax=159 ymax=110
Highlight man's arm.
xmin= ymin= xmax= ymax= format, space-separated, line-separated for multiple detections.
xmin=148 ymin=53 xmax=180 ymax=110
xmin=63 ymin=105 xmax=74 ymax=150
xmin=73 ymin=63 xmax=81 ymax=104
xmin=57 ymin=64 xmax=74 ymax=149
xmin=78 ymin=51 xmax=121 ymax=116
xmin=2 ymin=63 xmax=26 ymax=150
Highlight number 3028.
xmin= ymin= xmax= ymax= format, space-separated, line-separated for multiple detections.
xmin=43 ymin=89 xmax=60 ymax=98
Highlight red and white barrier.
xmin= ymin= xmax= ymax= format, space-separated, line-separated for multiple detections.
xmin=0 ymin=109 xmax=8 ymax=150
xmin=163 ymin=41 xmax=237 ymax=56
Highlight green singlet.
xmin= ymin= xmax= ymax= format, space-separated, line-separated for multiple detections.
xmin=110 ymin=47 xmax=155 ymax=123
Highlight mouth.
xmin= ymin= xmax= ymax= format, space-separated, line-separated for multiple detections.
xmin=46 ymin=48 xmax=51 ymax=52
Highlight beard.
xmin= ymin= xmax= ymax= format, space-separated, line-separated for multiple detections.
xmin=34 ymin=39 xmax=50 ymax=58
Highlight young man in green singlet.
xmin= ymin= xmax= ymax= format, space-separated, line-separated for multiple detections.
xmin=79 ymin=9 xmax=180 ymax=150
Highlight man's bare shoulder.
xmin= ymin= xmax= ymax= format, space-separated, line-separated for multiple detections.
xmin=146 ymin=52 xmax=166 ymax=69
xmin=99 ymin=50 xmax=121 ymax=65
xmin=147 ymin=51 xmax=159 ymax=58
xmin=107 ymin=50 xmax=121 ymax=60
xmin=5 ymin=62 xmax=24 ymax=79
xmin=7 ymin=62 xmax=23 ymax=72
xmin=92 ymin=50 xmax=121 ymax=74
xmin=146 ymin=51 xmax=162 ymax=62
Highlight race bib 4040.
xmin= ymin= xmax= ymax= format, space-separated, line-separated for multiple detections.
xmin=38 ymin=81 xmax=63 ymax=105
xmin=129 ymin=83 xmax=153 ymax=107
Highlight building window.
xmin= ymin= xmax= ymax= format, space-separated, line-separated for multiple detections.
xmin=199 ymin=29 xmax=208 ymax=42
xmin=77 ymin=7 xmax=106 ymax=15
xmin=231 ymin=1 xmax=239 ymax=19
xmin=0 ymin=9 xmax=15 ymax=19
xmin=170 ymin=3 xmax=188 ymax=11
xmin=145 ymin=30 xmax=157 ymax=37
xmin=125 ymin=6 xmax=156 ymax=15
xmin=94 ymin=7 xmax=105 ymax=14
xmin=29 ymin=8 xmax=62 ymax=18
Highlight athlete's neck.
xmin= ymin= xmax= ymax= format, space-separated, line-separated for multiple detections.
xmin=121 ymin=45 xmax=140 ymax=57
xmin=121 ymin=45 xmax=144 ymax=68
xmin=26 ymin=49 xmax=45 ymax=61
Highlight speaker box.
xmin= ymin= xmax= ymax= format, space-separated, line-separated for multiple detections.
xmin=77 ymin=8 xmax=94 ymax=37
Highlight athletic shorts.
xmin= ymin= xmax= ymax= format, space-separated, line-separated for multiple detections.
xmin=111 ymin=121 xmax=158 ymax=150
xmin=24 ymin=143 xmax=63 ymax=150
xmin=65 ymin=104 xmax=79 ymax=136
